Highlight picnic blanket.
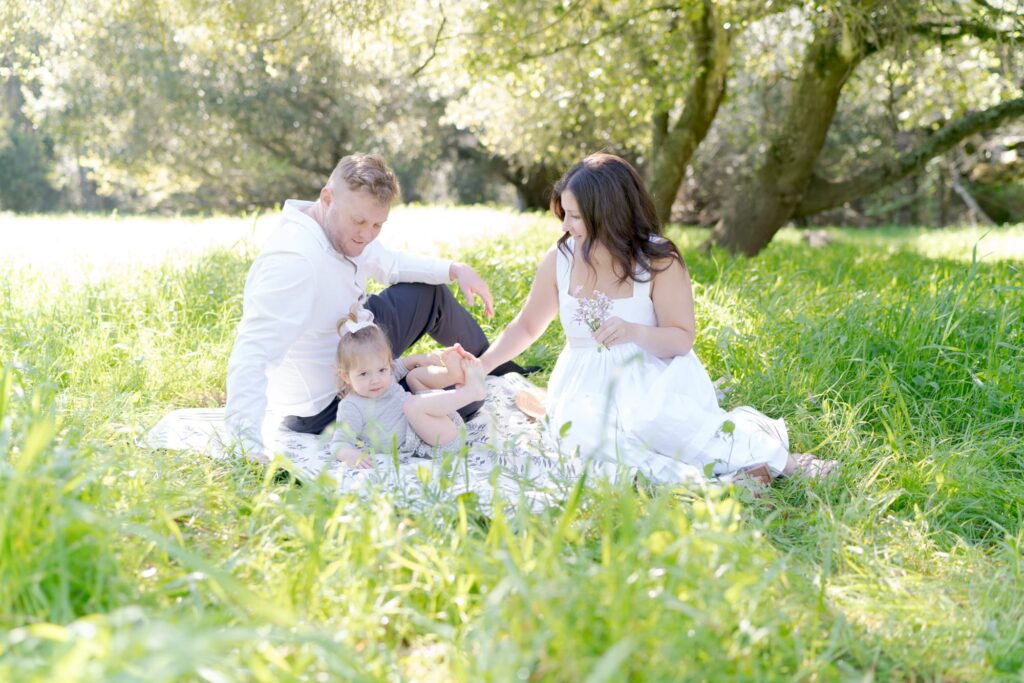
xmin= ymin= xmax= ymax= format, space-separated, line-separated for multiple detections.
xmin=144 ymin=374 xmax=585 ymax=508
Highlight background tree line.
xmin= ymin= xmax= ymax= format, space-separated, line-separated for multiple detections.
xmin=3 ymin=0 xmax=1023 ymax=253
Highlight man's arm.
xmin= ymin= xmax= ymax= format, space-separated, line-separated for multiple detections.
xmin=361 ymin=240 xmax=451 ymax=286
xmin=225 ymin=252 xmax=317 ymax=456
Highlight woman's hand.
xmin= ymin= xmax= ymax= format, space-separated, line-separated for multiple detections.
xmin=593 ymin=316 xmax=637 ymax=347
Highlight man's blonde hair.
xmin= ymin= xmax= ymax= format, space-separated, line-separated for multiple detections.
xmin=330 ymin=153 xmax=400 ymax=205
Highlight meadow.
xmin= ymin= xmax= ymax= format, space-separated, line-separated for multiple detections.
xmin=1 ymin=210 xmax=1023 ymax=681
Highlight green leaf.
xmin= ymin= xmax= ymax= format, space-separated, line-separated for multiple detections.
xmin=584 ymin=636 xmax=636 ymax=683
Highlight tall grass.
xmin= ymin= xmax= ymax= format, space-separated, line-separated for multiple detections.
xmin=1 ymin=216 xmax=1022 ymax=680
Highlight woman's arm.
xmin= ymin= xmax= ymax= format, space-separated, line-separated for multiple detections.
xmin=593 ymin=257 xmax=696 ymax=357
xmin=479 ymin=246 xmax=561 ymax=374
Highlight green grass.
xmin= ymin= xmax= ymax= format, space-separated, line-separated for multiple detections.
xmin=1 ymin=214 xmax=1023 ymax=680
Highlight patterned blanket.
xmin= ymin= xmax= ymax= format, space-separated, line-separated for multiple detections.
xmin=143 ymin=374 xmax=585 ymax=509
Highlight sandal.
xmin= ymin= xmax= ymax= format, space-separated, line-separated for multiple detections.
xmin=737 ymin=463 xmax=774 ymax=486
xmin=729 ymin=463 xmax=774 ymax=497
xmin=514 ymin=388 xmax=546 ymax=420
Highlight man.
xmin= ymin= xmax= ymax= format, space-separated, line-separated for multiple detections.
xmin=226 ymin=153 xmax=514 ymax=460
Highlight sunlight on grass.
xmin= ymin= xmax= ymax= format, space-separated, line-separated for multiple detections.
xmin=2 ymin=210 xmax=1022 ymax=680
xmin=764 ymin=224 xmax=1024 ymax=261
xmin=0 ymin=205 xmax=540 ymax=284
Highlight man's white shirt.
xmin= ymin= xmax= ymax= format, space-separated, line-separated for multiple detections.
xmin=225 ymin=200 xmax=452 ymax=451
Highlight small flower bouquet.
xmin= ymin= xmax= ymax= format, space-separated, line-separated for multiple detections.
xmin=572 ymin=286 xmax=613 ymax=350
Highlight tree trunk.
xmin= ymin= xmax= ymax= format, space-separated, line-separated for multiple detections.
xmin=648 ymin=0 xmax=731 ymax=224
xmin=938 ymin=165 xmax=948 ymax=226
xmin=453 ymin=139 xmax=560 ymax=211
xmin=510 ymin=163 xmax=561 ymax=211
xmin=707 ymin=21 xmax=860 ymax=255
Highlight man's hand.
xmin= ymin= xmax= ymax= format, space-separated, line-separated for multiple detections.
xmin=449 ymin=263 xmax=495 ymax=318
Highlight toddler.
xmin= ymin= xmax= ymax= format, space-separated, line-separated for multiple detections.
xmin=330 ymin=307 xmax=485 ymax=468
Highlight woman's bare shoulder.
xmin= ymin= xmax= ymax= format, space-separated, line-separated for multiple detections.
xmin=529 ymin=243 xmax=561 ymax=286
xmin=650 ymin=252 xmax=686 ymax=274
xmin=538 ymin=243 xmax=562 ymax=267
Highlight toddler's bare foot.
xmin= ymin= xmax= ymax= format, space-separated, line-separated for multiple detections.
xmin=442 ymin=345 xmax=467 ymax=385
xmin=462 ymin=357 xmax=487 ymax=402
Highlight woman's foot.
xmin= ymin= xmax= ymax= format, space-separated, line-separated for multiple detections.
xmin=461 ymin=357 xmax=487 ymax=402
xmin=788 ymin=452 xmax=838 ymax=480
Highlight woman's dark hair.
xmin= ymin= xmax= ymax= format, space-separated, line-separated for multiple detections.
xmin=551 ymin=153 xmax=683 ymax=283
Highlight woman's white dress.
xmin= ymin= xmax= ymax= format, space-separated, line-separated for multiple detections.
xmin=546 ymin=238 xmax=790 ymax=483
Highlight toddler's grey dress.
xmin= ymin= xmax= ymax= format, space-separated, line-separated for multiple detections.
xmin=328 ymin=360 xmax=465 ymax=457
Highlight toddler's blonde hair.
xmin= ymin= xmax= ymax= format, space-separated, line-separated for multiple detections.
xmin=336 ymin=306 xmax=393 ymax=394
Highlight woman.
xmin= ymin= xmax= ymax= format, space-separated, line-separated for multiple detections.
xmin=479 ymin=153 xmax=836 ymax=484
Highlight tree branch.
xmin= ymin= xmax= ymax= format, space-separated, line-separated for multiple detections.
xmin=409 ymin=9 xmax=447 ymax=78
xmin=251 ymin=3 xmax=312 ymax=45
xmin=795 ymin=95 xmax=1024 ymax=216
xmin=231 ymin=105 xmax=331 ymax=177
xmin=950 ymin=162 xmax=996 ymax=224
xmin=911 ymin=19 xmax=1024 ymax=45
xmin=971 ymin=0 xmax=1024 ymax=20
xmin=511 ymin=4 xmax=681 ymax=62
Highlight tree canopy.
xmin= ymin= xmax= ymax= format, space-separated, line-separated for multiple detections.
xmin=4 ymin=0 xmax=1023 ymax=253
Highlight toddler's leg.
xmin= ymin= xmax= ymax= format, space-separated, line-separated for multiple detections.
xmin=403 ymin=359 xmax=486 ymax=446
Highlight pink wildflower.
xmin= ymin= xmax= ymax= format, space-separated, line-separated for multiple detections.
xmin=572 ymin=286 xmax=613 ymax=350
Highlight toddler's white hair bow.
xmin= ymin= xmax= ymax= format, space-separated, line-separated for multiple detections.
xmin=342 ymin=307 xmax=376 ymax=334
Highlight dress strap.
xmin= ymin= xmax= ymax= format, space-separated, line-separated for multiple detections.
xmin=632 ymin=260 xmax=652 ymax=300
xmin=632 ymin=234 xmax=670 ymax=300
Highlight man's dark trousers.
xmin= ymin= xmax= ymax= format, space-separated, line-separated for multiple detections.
xmin=282 ymin=282 xmax=490 ymax=435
